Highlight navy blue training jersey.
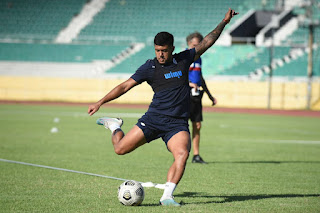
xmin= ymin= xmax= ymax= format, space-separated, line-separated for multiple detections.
xmin=131 ymin=48 xmax=196 ymax=118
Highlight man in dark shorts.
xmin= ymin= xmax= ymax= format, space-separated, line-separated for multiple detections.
xmin=187 ymin=32 xmax=216 ymax=164
xmin=88 ymin=8 xmax=238 ymax=206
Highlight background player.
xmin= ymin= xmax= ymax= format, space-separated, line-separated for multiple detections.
xmin=187 ymin=32 xmax=217 ymax=164
xmin=88 ymin=8 xmax=238 ymax=206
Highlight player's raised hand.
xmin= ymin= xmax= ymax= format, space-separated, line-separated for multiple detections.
xmin=224 ymin=8 xmax=239 ymax=23
xmin=88 ymin=102 xmax=101 ymax=116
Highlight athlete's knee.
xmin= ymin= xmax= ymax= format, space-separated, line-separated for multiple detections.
xmin=175 ymin=148 xmax=189 ymax=161
xmin=114 ymin=147 xmax=125 ymax=155
xmin=114 ymin=144 xmax=129 ymax=155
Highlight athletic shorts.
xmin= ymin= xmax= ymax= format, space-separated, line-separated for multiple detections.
xmin=189 ymin=91 xmax=203 ymax=122
xmin=136 ymin=112 xmax=189 ymax=145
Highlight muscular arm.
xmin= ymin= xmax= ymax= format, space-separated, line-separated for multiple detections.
xmin=194 ymin=21 xmax=227 ymax=61
xmin=88 ymin=78 xmax=138 ymax=116
xmin=194 ymin=8 xmax=238 ymax=61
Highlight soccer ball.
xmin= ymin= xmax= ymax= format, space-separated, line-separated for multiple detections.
xmin=118 ymin=180 xmax=144 ymax=206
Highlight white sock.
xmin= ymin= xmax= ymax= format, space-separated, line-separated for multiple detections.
xmin=108 ymin=123 xmax=121 ymax=133
xmin=160 ymin=182 xmax=176 ymax=201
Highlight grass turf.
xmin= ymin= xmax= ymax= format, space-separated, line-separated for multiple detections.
xmin=0 ymin=104 xmax=319 ymax=212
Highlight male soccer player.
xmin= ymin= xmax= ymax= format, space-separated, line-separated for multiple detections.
xmin=88 ymin=8 xmax=238 ymax=206
xmin=187 ymin=32 xmax=216 ymax=164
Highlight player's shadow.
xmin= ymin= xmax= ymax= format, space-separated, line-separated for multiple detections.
xmin=205 ymin=161 xmax=320 ymax=164
xmin=175 ymin=192 xmax=320 ymax=205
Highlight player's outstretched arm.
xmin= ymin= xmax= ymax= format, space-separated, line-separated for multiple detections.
xmin=88 ymin=78 xmax=138 ymax=116
xmin=194 ymin=8 xmax=238 ymax=61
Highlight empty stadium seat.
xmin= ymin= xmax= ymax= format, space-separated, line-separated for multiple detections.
xmin=0 ymin=0 xmax=87 ymax=41
xmin=0 ymin=43 xmax=129 ymax=62
xmin=0 ymin=0 xmax=318 ymax=79
xmin=273 ymin=47 xmax=320 ymax=77
xmin=77 ymin=0 xmax=247 ymax=43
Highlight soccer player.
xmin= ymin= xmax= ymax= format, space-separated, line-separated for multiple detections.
xmin=88 ymin=8 xmax=238 ymax=206
xmin=187 ymin=32 xmax=216 ymax=164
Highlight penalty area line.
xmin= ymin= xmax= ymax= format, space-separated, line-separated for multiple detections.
xmin=0 ymin=158 xmax=164 ymax=189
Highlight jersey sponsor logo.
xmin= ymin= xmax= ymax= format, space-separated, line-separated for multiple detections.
xmin=164 ymin=70 xmax=182 ymax=79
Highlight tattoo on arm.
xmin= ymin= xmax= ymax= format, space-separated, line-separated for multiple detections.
xmin=195 ymin=21 xmax=226 ymax=59
xmin=207 ymin=21 xmax=226 ymax=43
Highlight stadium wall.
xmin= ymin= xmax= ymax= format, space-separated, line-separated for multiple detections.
xmin=0 ymin=76 xmax=319 ymax=110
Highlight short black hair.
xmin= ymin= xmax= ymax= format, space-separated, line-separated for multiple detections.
xmin=154 ymin=32 xmax=174 ymax=46
xmin=186 ymin=31 xmax=203 ymax=43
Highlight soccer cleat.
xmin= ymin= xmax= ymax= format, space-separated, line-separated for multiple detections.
xmin=160 ymin=198 xmax=181 ymax=207
xmin=192 ymin=155 xmax=207 ymax=164
xmin=96 ymin=117 xmax=123 ymax=129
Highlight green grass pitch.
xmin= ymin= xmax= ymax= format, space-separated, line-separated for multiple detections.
xmin=0 ymin=104 xmax=319 ymax=212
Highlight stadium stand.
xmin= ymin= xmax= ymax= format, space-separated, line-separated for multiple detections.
xmin=0 ymin=0 xmax=319 ymax=109
xmin=0 ymin=0 xmax=318 ymax=76
xmin=107 ymin=45 xmax=154 ymax=74
xmin=220 ymin=47 xmax=270 ymax=76
xmin=283 ymin=3 xmax=320 ymax=46
xmin=219 ymin=46 xmax=295 ymax=75
xmin=0 ymin=0 xmax=87 ymax=41
xmin=272 ymin=46 xmax=320 ymax=77
xmin=76 ymin=0 xmax=278 ymax=44
xmin=285 ymin=26 xmax=320 ymax=46
xmin=0 ymin=43 xmax=129 ymax=62
xmin=76 ymin=0 xmax=249 ymax=44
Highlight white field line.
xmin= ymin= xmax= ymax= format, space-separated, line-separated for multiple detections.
xmin=0 ymin=158 xmax=164 ymax=189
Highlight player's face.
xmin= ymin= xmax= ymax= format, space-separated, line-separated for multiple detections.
xmin=154 ymin=44 xmax=175 ymax=64
xmin=188 ymin=37 xmax=200 ymax=49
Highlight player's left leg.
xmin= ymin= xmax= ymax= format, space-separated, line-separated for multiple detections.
xmin=96 ymin=117 xmax=146 ymax=155
xmin=160 ymin=131 xmax=190 ymax=206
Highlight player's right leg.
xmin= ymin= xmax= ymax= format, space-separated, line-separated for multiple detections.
xmin=96 ymin=117 xmax=146 ymax=155
xmin=160 ymin=130 xmax=190 ymax=207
